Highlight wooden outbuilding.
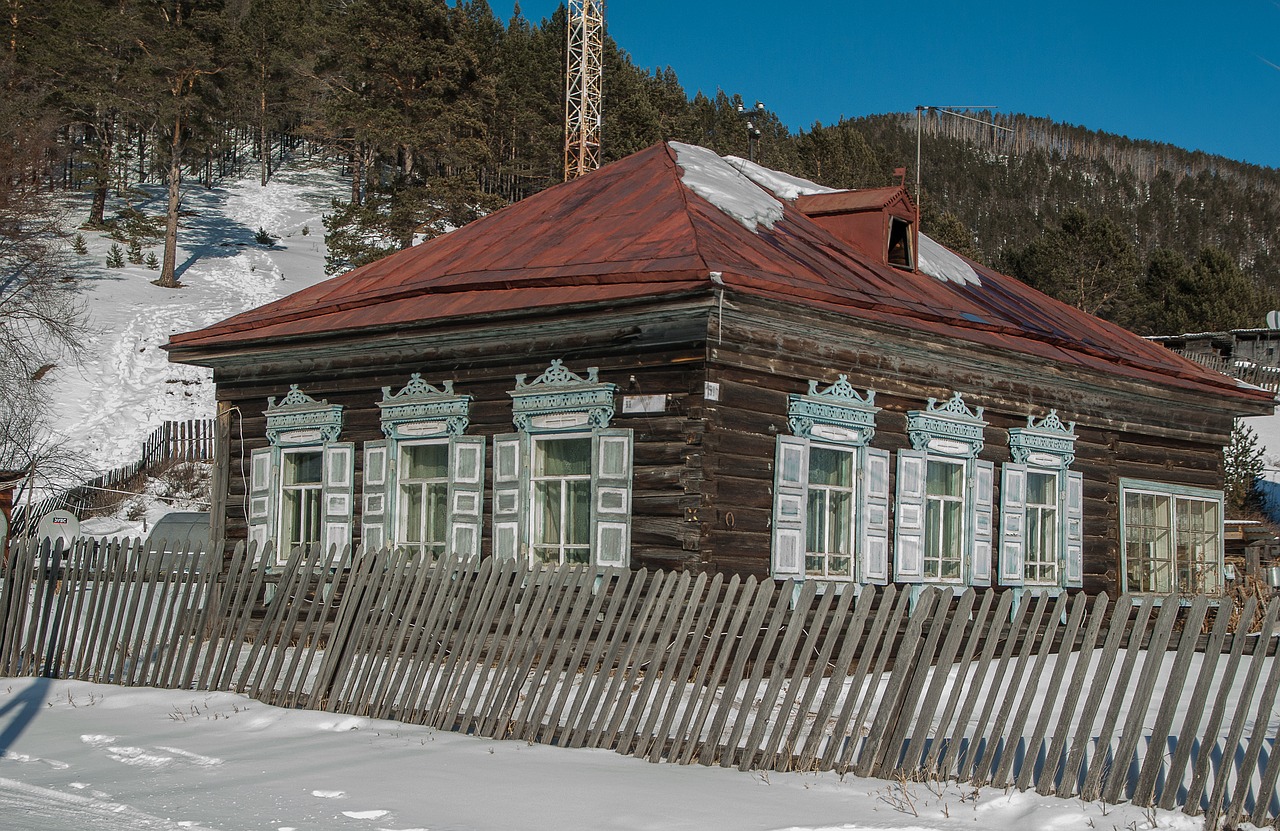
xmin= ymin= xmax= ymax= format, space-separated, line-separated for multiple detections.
xmin=165 ymin=142 xmax=1274 ymax=598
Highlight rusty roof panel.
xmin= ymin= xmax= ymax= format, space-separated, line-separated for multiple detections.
xmin=166 ymin=143 xmax=1272 ymax=407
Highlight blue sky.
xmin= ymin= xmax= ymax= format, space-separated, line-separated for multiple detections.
xmin=501 ymin=1 xmax=1280 ymax=170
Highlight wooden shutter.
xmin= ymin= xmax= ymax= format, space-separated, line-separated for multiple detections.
xmin=323 ymin=442 xmax=355 ymax=563
xmin=771 ymin=436 xmax=808 ymax=579
xmin=1064 ymin=470 xmax=1084 ymax=588
xmin=361 ymin=440 xmax=390 ymax=553
xmin=491 ymin=433 xmax=525 ymax=562
xmin=893 ymin=449 xmax=926 ymax=582
xmin=999 ymin=463 xmax=1027 ymax=586
xmin=592 ymin=429 xmax=633 ymax=569
xmin=970 ymin=459 xmax=994 ymax=586
xmin=448 ymin=435 xmax=486 ymax=561
xmin=248 ymin=447 xmax=275 ymax=562
xmin=860 ymin=447 xmax=891 ymax=585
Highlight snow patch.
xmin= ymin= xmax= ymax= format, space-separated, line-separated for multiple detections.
xmin=671 ymin=142 xmax=783 ymax=232
xmin=342 ymin=809 xmax=389 ymax=820
xmin=917 ymin=232 xmax=982 ymax=286
xmin=311 ymin=790 xmax=345 ymax=799
xmin=723 ymin=155 xmax=837 ymax=200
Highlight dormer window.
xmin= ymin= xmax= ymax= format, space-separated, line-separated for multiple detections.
xmin=888 ymin=217 xmax=914 ymax=269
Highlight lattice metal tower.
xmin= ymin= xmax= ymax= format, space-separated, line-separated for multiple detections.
xmin=564 ymin=0 xmax=604 ymax=181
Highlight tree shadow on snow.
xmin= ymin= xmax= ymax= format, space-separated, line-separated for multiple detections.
xmin=0 ymin=675 xmax=53 ymax=758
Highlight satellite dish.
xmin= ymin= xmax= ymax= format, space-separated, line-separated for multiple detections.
xmin=35 ymin=509 xmax=79 ymax=547
xmin=1267 ymin=310 xmax=1280 ymax=329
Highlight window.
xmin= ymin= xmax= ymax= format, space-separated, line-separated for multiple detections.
xmin=1121 ymin=480 xmax=1222 ymax=595
xmin=924 ymin=458 xmax=965 ymax=582
xmin=887 ymin=217 xmax=914 ymax=269
xmin=999 ymin=410 xmax=1083 ymax=590
xmin=494 ymin=360 xmax=633 ymax=568
xmin=772 ymin=375 xmax=889 ymax=584
xmin=248 ymin=385 xmax=354 ymax=565
xmin=397 ymin=442 xmax=450 ymax=559
xmin=281 ymin=450 xmax=324 ymax=551
xmin=532 ymin=436 xmax=593 ymax=565
xmin=895 ymin=392 xmax=993 ymax=586
xmin=362 ymin=374 xmax=484 ymax=561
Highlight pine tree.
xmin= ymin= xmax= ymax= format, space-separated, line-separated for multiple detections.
xmin=1225 ymin=422 xmax=1265 ymax=514
xmin=127 ymin=238 xmax=144 ymax=264
xmin=106 ymin=244 xmax=125 ymax=268
xmin=72 ymin=234 xmax=89 ymax=256
xmin=145 ymin=251 xmax=160 ymax=270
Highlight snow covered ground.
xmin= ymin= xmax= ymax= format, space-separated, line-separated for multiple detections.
xmin=0 ymin=677 xmax=1203 ymax=831
xmin=45 ymin=160 xmax=342 ymax=482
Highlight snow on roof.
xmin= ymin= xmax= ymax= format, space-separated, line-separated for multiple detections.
xmin=671 ymin=142 xmax=783 ymax=232
xmin=917 ymin=232 xmax=982 ymax=287
xmin=723 ymin=155 xmax=837 ymax=201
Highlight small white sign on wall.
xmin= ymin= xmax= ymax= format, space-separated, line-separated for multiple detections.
xmin=704 ymin=382 xmax=721 ymax=401
xmin=622 ymin=394 xmax=667 ymax=414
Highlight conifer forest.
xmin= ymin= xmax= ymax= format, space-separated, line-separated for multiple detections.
xmin=4 ymin=0 xmax=1279 ymax=336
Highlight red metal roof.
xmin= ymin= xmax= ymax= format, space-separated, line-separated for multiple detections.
xmin=166 ymin=143 xmax=1272 ymax=407
xmin=794 ymin=186 xmax=910 ymax=215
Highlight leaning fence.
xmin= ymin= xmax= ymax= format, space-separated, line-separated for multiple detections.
xmin=1 ymin=537 xmax=1277 ymax=828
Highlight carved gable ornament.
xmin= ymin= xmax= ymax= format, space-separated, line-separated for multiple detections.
xmin=509 ymin=359 xmax=617 ymax=433
xmin=378 ymin=373 xmax=472 ymax=439
xmin=1008 ymin=409 xmax=1077 ymax=469
xmin=906 ymin=391 xmax=987 ymax=459
xmin=787 ymin=375 xmax=879 ymax=446
xmin=265 ymin=385 xmax=344 ymax=446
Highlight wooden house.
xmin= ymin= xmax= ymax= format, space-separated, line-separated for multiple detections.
xmin=165 ymin=142 xmax=1275 ymax=598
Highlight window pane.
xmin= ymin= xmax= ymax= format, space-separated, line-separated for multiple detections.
xmin=809 ymin=447 xmax=852 ymax=487
xmin=402 ymin=483 xmax=424 ymax=543
xmin=536 ymin=481 xmax=563 ymax=545
xmin=403 ymin=443 xmax=448 ymax=480
xmin=568 ymin=480 xmax=591 ymax=545
xmin=536 ymin=438 xmax=591 ymax=476
xmin=284 ymin=451 xmax=323 ymax=485
xmin=1124 ymin=491 xmax=1172 ymax=593
xmin=927 ymin=460 xmax=963 ymax=497
xmin=1025 ymin=470 xmax=1059 ymax=585
xmin=805 ymin=446 xmax=856 ymax=578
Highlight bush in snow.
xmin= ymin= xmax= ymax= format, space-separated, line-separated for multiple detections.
xmin=126 ymin=239 xmax=144 ymax=264
xmin=145 ymin=252 xmax=159 ymax=270
xmin=106 ymin=244 xmax=125 ymax=268
xmin=71 ymin=233 xmax=88 ymax=255
xmin=254 ymin=227 xmax=277 ymax=245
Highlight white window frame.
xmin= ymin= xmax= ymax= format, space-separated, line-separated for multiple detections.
xmin=530 ymin=432 xmax=594 ymax=566
xmin=279 ymin=447 xmax=325 ymax=553
xmin=896 ymin=392 xmax=993 ymax=587
xmin=923 ymin=457 xmax=967 ymax=584
xmin=771 ymin=375 xmax=888 ymax=585
xmin=1120 ymin=479 xmax=1224 ymax=597
xmin=1022 ymin=468 xmax=1061 ymax=586
xmin=395 ymin=439 xmax=452 ymax=560
xmin=495 ymin=360 xmax=633 ymax=570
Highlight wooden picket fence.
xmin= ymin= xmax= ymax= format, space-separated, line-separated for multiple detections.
xmin=1 ymin=537 xmax=1277 ymax=828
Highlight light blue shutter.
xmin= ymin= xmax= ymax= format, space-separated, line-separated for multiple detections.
xmin=592 ymin=428 xmax=633 ymax=569
xmin=492 ymin=433 xmax=525 ymax=562
xmin=361 ymin=440 xmax=390 ymax=553
xmin=999 ymin=463 xmax=1027 ymax=586
xmin=894 ymin=449 xmax=926 ymax=582
xmin=860 ymin=447 xmax=890 ymax=584
xmin=248 ymin=447 xmax=275 ymax=560
xmin=771 ymin=436 xmax=808 ymax=579
xmin=970 ymin=459 xmax=994 ymax=586
xmin=1064 ymin=471 xmax=1084 ymax=588
xmin=448 ymin=435 xmax=486 ymax=560
xmin=323 ymin=442 xmax=355 ymax=563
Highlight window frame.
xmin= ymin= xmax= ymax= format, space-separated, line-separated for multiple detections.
xmin=394 ymin=439 xmax=452 ymax=560
xmin=529 ymin=432 xmax=594 ymax=566
xmin=279 ymin=447 xmax=325 ymax=553
xmin=1119 ymin=478 xmax=1224 ymax=597
xmin=1001 ymin=409 xmax=1082 ymax=592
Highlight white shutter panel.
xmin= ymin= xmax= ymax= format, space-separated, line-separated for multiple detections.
xmin=859 ymin=447 xmax=890 ymax=585
xmin=999 ymin=463 xmax=1027 ymax=586
xmin=492 ymin=433 xmax=525 ymax=562
xmin=361 ymin=440 xmax=390 ymax=553
xmin=248 ymin=447 xmax=275 ymax=560
xmin=592 ymin=429 xmax=633 ymax=569
xmin=894 ymin=449 xmax=926 ymax=582
xmin=771 ymin=436 xmax=809 ymax=579
xmin=970 ymin=459 xmax=994 ymax=586
xmin=1064 ymin=471 xmax=1084 ymax=588
xmin=323 ymin=442 xmax=355 ymax=563
xmin=448 ymin=435 xmax=486 ymax=561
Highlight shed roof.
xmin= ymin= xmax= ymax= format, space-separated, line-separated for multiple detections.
xmin=165 ymin=142 xmax=1272 ymax=407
